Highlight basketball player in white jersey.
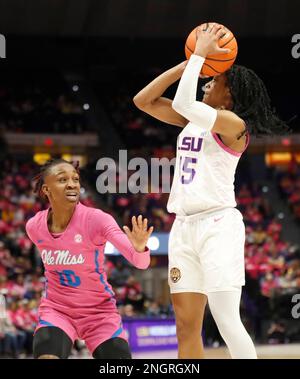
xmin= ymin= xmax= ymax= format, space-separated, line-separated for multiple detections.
xmin=133 ymin=24 xmax=289 ymax=359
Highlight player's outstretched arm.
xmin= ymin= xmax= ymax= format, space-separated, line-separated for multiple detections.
xmin=133 ymin=62 xmax=188 ymax=127
xmin=90 ymin=210 xmax=153 ymax=269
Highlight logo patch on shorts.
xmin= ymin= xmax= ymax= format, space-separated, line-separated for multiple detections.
xmin=170 ymin=267 xmax=181 ymax=283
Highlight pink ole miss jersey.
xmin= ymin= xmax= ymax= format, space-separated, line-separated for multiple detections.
xmin=25 ymin=202 xmax=150 ymax=313
xmin=167 ymin=122 xmax=250 ymax=216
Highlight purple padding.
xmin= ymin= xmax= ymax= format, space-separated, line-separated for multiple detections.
xmin=123 ymin=319 xmax=177 ymax=352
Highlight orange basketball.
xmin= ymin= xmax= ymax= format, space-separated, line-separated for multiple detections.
xmin=185 ymin=22 xmax=238 ymax=77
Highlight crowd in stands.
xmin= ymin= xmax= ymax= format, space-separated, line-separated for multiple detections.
xmin=0 ymin=71 xmax=89 ymax=134
xmin=110 ymin=192 xmax=175 ymax=233
xmin=235 ymin=183 xmax=300 ymax=341
xmin=276 ymin=156 xmax=300 ymax=222
xmin=95 ymin=67 xmax=179 ymax=149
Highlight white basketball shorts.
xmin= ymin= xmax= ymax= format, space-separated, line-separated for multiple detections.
xmin=168 ymin=208 xmax=246 ymax=294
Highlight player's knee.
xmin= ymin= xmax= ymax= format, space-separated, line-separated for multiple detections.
xmin=214 ymin=314 xmax=242 ymax=336
xmin=33 ymin=327 xmax=73 ymax=359
xmin=93 ymin=337 xmax=132 ymax=359
xmin=176 ymin=316 xmax=201 ymax=340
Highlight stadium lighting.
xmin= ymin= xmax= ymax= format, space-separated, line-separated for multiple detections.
xmin=148 ymin=236 xmax=160 ymax=251
xmin=105 ymin=242 xmax=115 ymax=255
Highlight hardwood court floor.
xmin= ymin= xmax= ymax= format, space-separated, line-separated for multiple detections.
xmin=132 ymin=344 xmax=300 ymax=359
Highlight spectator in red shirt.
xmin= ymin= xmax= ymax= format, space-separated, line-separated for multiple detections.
xmin=124 ymin=275 xmax=144 ymax=313
xmin=260 ymin=273 xmax=279 ymax=298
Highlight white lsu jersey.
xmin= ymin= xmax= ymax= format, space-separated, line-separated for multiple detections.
xmin=167 ymin=122 xmax=249 ymax=216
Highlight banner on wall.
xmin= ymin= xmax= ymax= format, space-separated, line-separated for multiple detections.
xmin=123 ymin=319 xmax=177 ymax=352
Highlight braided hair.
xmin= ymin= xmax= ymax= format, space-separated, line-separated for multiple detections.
xmin=226 ymin=65 xmax=291 ymax=137
xmin=33 ymin=158 xmax=80 ymax=200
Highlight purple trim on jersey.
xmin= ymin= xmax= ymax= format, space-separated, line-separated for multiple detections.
xmin=94 ymin=249 xmax=114 ymax=297
xmin=212 ymin=132 xmax=250 ymax=157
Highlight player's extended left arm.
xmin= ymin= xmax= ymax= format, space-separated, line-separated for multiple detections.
xmin=172 ymin=54 xmax=244 ymax=137
xmin=108 ymin=226 xmax=151 ymax=270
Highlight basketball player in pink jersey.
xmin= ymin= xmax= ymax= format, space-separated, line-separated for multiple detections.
xmin=26 ymin=159 xmax=153 ymax=359
xmin=133 ymin=24 xmax=289 ymax=358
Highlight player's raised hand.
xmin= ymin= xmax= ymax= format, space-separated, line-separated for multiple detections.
xmin=194 ymin=23 xmax=230 ymax=57
xmin=123 ymin=215 xmax=154 ymax=253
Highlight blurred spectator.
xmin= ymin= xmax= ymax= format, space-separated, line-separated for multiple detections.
xmin=123 ymin=276 xmax=145 ymax=313
xmin=276 ymin=161 xmax=300 ymax=221
xmin=267 ymin=320 xmax=287 ymax=344
xmin=260 ymin=272 xmax=280 ymax=298
xmin=119 ymin=304 xmax=136 ymax=318
xmin=109 ymin=260 xmax=132 ymax=288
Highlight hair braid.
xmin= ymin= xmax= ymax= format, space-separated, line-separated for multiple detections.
xmin=226 ymin=65 xmax=291 ymax=137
